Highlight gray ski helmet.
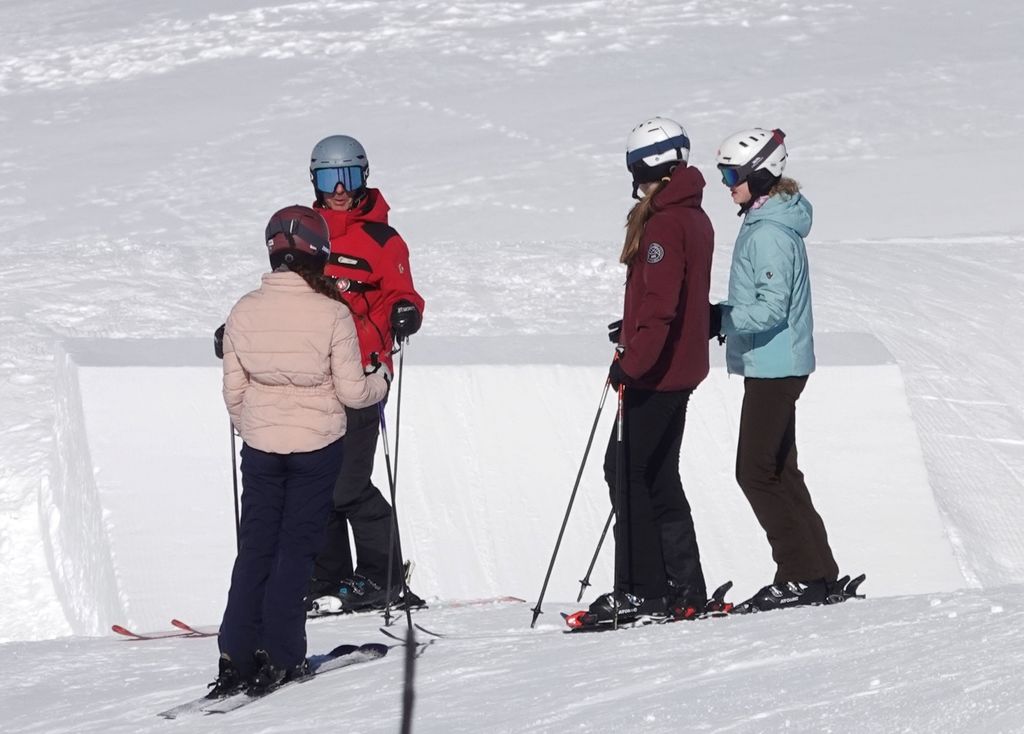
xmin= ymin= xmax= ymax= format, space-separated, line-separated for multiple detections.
xmin=310 ymin=135 xmax=368 ymax=174
xmin=265 ymin=205 xmax=331 ymax=271
xmin=309 ymin=135 xmax=369 ymax=203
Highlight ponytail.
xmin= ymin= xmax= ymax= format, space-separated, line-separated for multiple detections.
xmin=620 ymin=177 xmax=670 ymax=264
xmin=286 ymin=263 xmax=348 ymax=304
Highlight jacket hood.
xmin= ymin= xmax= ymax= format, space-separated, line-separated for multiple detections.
xmin=314 ymin=188 xmax=390 ymax=232
xmin=652 ymin=165 xmax=706 ymax=209
xmin=745 ymin=191 xmax=813 ymax=238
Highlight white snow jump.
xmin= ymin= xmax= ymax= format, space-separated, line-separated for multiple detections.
xmin=49 ymin=333 xmax=965 ymax=635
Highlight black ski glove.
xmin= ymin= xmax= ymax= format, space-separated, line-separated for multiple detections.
xmin=214 ymin=323 xmax=225 ymax=360
xmin=608 ymin=319 xmax=622 ymax=344
xmin=608 ymin=360 xmax=629 ymax=390
xmin=390 ymin=300 xmax=422 ymax=344
xmin=709 ymin=304 xmax=723 ymax=341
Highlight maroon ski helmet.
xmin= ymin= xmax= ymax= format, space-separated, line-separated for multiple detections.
xmin=264 ymin=205 xmax=331 ymax=270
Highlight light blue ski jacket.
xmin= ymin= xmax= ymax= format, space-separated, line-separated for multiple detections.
xmin=719 ymin=190 xmax=816 ymax=378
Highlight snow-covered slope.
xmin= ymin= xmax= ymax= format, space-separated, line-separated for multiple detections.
xmin=2 ymin=588 xmax=1023 ymax=733
xmin=1 ymin=0 xmax=1023 ymax=731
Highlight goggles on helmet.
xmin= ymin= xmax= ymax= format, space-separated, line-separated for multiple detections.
xmin=718 ymin=165 xmax=744 ymax=187
xmin=716 ymin=129 xmax=786 ymax=188
xmin=313 ymin=165 xmax=366 ymax=195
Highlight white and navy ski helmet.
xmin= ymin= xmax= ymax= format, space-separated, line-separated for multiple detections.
xmin=626 ymin=117 xmax=690 ymax=195
xmin=309 ymin=135 xmax=369 ymax=201
xmin=265 ymin=205 xmax=331 ymax=271
xmin=715 ymin=128 xmax=787 ymax=187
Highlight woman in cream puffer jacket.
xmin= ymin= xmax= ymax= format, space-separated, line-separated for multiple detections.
xmin=212 ymin=205 xmax=389 ymax=697
xmin=222 ymin=269 xmax=388 ymax=453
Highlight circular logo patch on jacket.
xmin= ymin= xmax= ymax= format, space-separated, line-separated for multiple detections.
xmin=646 ymin=243 xmax=664 ymax=264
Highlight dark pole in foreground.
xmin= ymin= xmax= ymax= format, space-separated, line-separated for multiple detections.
xmin=529 ymin=378 xmax=612 ymax=628
xmin=400 ymin=624 xmax=417 ymax=734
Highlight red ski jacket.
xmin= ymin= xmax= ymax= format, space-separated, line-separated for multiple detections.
xmin=317 ymin=189 xmax=424 ymax=371
xmin=618 ymin=165 xmax=714 ymax=391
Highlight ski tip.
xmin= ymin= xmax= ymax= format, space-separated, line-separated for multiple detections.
xmin=111 ymin=624 xmax=134 ymax=637
xmin=563 ymin=610 xmax=590 ymax=629
xmin=711 ymin=580 xmax=734 ymax=599
xmin=845 ymin=573 xmax=867 ymax=598
xmin=327 ymin=643 xmax=360 ymax=658
xmin=358 ymin=642 xmax=389 ymax=658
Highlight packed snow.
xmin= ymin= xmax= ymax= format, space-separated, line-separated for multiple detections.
xmin=1 ymin=0 xmax=1023 ymax=732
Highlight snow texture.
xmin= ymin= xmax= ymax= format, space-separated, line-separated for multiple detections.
xmin=1 ymin=0 xmax=1023 ymax=731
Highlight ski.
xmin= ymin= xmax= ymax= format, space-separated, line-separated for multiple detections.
xmin=435 ymin=595 xmax=526 ymax=608
xmin=112 ymin=624 xmax=199 ymax=641
xmin=170 ymin=619 xmax=218 ymax=637
xmin=157 ymin=643 xmax=386 ymax=718
xmin=156 ymin=644 xmax=358 ymax=720
xmin=563 ymin=581 xmax=735 ymax=633
xmin=201 ymin=642 xmax=388 ymax=714
xmin=113 ymin=620 xmax=217 ymax=641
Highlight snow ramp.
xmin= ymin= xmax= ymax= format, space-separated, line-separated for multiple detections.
xmin=50 ymin=333 xmax=965 ymax=635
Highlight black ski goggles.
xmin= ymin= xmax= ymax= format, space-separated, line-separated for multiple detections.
xmin=313 ymin=165 xmax=366 ymax=195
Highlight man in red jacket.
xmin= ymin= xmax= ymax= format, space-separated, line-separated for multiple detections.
xmin=305 ymin=134 xmax=426 ymax=614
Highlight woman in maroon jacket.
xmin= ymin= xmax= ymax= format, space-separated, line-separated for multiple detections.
xmin=587 ymin=117 xmax=715 ymax=625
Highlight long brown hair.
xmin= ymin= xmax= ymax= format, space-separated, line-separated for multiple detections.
xmin=620 ymin=178 xmax=670 ymax=264
xmin=280 ymin=263 xmax=347 ymax=303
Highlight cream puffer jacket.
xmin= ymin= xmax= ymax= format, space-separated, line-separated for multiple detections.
xmin=222 ymin=271 xmax=389 ymax=454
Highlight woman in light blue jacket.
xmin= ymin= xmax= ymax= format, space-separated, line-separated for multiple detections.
xmin=712 ymin=128 xmax=840 ymax=613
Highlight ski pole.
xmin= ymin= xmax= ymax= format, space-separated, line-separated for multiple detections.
xmin=229 ymin=421 xmax=241 ymax=552
xmin=529 ymin=377 xmax=612 ymax=628
xmin=400 ymin=624 xmax=416 ymax=734
xmin=381 ymin=345 xmax=414 ymax=629
xmin=576 ymin=507 xmax=614 ymax=602
xmin=613 ymin=383 xmax=625 ymax=630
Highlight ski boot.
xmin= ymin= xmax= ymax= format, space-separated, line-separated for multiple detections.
xmin=206 ymin=654 xmax=246 ymax=699
xmin=564 ymin=590 xmax=667 ymax=630
xmin=666 ymin=580 xmax=709 ymax=621
xmin=247 ymin=651 xmax=313 ymax=695
xmin=732 ymin=579 xmax=829 ymax=614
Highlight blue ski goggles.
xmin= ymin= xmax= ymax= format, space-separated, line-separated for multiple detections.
xmin=718 ymin=165 xmax=744 ymax=187
xmin=312 ymin=165 xmax=366 ymax=195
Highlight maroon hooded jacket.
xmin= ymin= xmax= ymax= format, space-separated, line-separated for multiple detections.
xmin=618 ymin=165 xmax=714 ymax=391
xmin=318 ymin=189 xmax=425 ymax=371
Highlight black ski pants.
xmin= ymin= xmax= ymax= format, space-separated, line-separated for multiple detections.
xmin=219 ymin=437 xmax=342 ymax=673
xmin=311 ymin=403 xmax=402 ymax=587
xmin=736 ymin=376 xmax=839 ymax=584
xmin=603 ymin=387 xmax=706 ymax=602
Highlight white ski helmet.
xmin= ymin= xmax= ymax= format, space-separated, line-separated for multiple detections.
xmin=715 ymin=128 xmax=787 ymax=187
xmin=310 ymin=135 xmax=369 ymax=200
xmin=626 ymin=117 xmax=690 ymax=192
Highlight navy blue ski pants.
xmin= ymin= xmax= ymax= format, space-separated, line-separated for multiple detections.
xmin=218 ymin=437 xmax=343 ymax=673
